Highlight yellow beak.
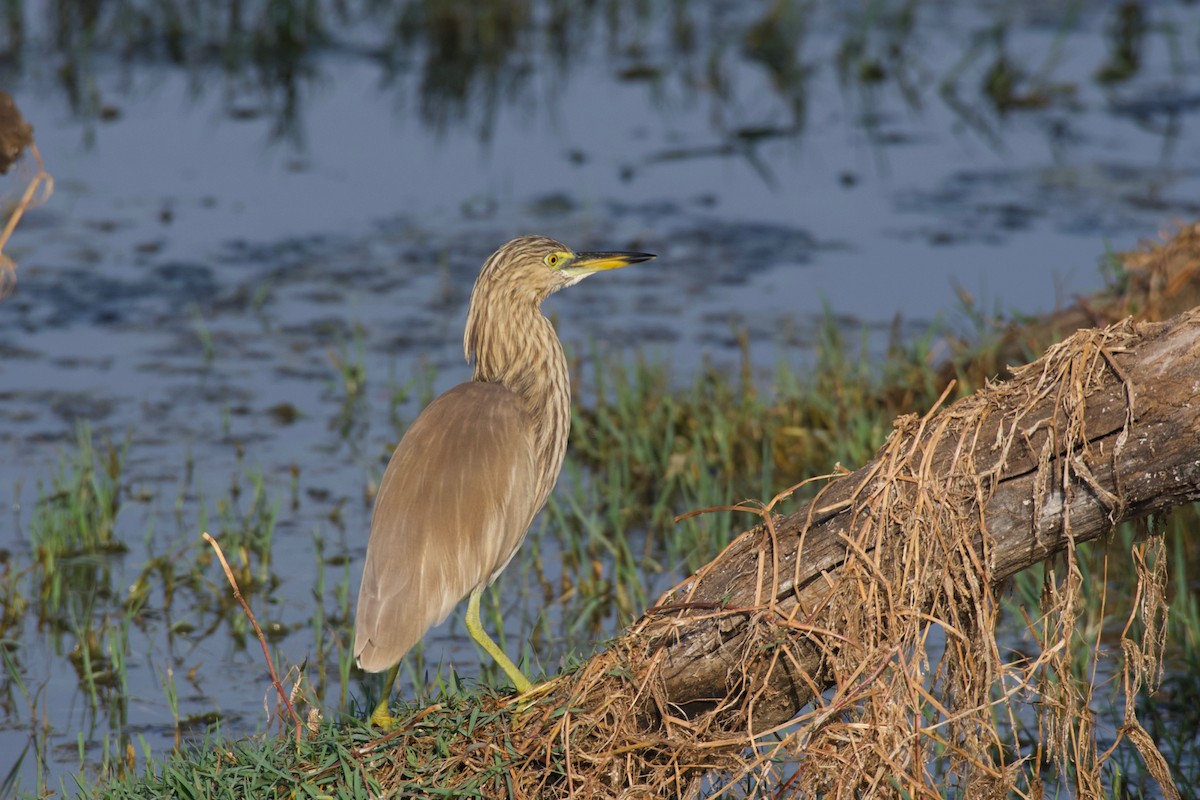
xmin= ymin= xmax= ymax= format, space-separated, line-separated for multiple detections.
xmin=562 ymin=250 xmax=656 ymax=276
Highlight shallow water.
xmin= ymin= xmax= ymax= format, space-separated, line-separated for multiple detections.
xmin=2 ymin=0 xmax=1199 ymax=792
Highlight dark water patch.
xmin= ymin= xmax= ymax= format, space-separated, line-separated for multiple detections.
xmin=294 ymin=288 xmax=345 ymax=305
xmin=50 ymin=354 xmax=116 ymax=370
xmin=49 ymin=393 xmax=116 ymax=426
xmin=525 ymin=192 xmax=578 ymax=218
xmin=380 ymin=322 xmax=465 ymax=355
xmin=0 ymin=341 xmax=38 ymax=359
xmin=284 ymin=315 xmax=359 ymax=342
xmin=607 ymin=322 xmax=680 ymax=347
xmin=653 ymin=218 xmax=833 ymax=284
xmin=3 ymin=262 xmax=220 ymax=330
xmin=893 ymin=161 xmax=1200 ymax=246
xmin=132 ymin=353 xmax=212 ymax=378
xmin=165 ymin=382 xmax=256 ymax=409
xmin=272 ymin=363 xmax=337 ymax=382
xmin=1109 ymin=90 xmax=1200 ymax=121
xmin=151 ymin=262 xmax=221 ymax=300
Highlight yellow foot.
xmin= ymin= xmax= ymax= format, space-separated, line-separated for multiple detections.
xmin=369 ymin=701 xmax=398 ymax=730
xmin=512 ymin=676 xmax=556 ymax=711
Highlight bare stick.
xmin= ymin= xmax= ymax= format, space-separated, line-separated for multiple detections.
xmin=202 ymin=531 xmax=302 ymax=739
xmin=0 ymin=142 xmax=53 ymax=300
xmin=0 ymin=143 xmax=52 ymax=249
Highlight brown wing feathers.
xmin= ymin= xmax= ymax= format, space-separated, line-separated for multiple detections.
xmin=353 ymin=382 xmax=539 ymax=672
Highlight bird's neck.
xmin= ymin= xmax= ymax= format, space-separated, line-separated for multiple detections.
xmin=465 ymin=296 xmax=571 ymax=499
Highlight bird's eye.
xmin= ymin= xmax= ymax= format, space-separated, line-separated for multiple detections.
xmin=545 ymin=253 xmax=562 ymax=267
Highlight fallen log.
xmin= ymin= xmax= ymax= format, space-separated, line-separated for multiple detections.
xmin=649 ymin=306 xmax=1200 ymax=732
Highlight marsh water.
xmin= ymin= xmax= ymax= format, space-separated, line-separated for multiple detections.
xmin=2 ymin=0 xmax=1200 ymax=793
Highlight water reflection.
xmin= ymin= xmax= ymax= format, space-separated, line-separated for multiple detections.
xmin=3 ymin=2 xmax=1175 ymax=149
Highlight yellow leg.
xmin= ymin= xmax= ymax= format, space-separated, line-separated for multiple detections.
xmin=466 ymin=586 xmax=532 ymax=694
xmin=369 ymin=662 xmax=400 ymax=729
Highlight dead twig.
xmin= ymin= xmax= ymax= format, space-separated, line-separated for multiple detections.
xmin=0 ymin=141 xmax=53 ymax=300
xmin=201 ymin=531 xmax=303 ymax=741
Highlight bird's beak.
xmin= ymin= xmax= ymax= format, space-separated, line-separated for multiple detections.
xmin=561 ymin=250 xmax=656 ymax=277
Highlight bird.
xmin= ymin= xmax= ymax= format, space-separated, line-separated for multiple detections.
xmin=353 ymin=235 xmax=655 ymax=727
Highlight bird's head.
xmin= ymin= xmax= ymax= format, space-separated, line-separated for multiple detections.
xmin=465 ymin=235 xmax=655 ymax=371
xmin=476 ymin=235 xmax=655 ymax=302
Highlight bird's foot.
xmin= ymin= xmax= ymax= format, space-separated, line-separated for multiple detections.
xmin=504 ymin=666 xmax=534 ymax=696
xmin=512 ymin=674 xmax=558 ymax=711
xmin=369 ymin=700 xmax=399 ymax=730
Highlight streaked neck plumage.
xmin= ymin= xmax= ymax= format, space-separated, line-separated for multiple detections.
xmin=463 ymin=271 xmax=571 ymax=511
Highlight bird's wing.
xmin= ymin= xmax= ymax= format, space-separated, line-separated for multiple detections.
xmin=353 ymin=381 xmax=541 ymax=673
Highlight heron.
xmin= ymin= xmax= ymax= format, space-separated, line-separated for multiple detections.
xmin=354 ymin=235 xmax=655 ymax=727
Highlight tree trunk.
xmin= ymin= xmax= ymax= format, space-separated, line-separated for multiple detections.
xmin=637 ymin=306 xmax=1200 ymax=734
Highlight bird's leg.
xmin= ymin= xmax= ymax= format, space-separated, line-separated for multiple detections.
xmin=368 ymin=663 xmax=400 ymax=729
xmin=466 ymin=586 xmax=533 ymax=694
